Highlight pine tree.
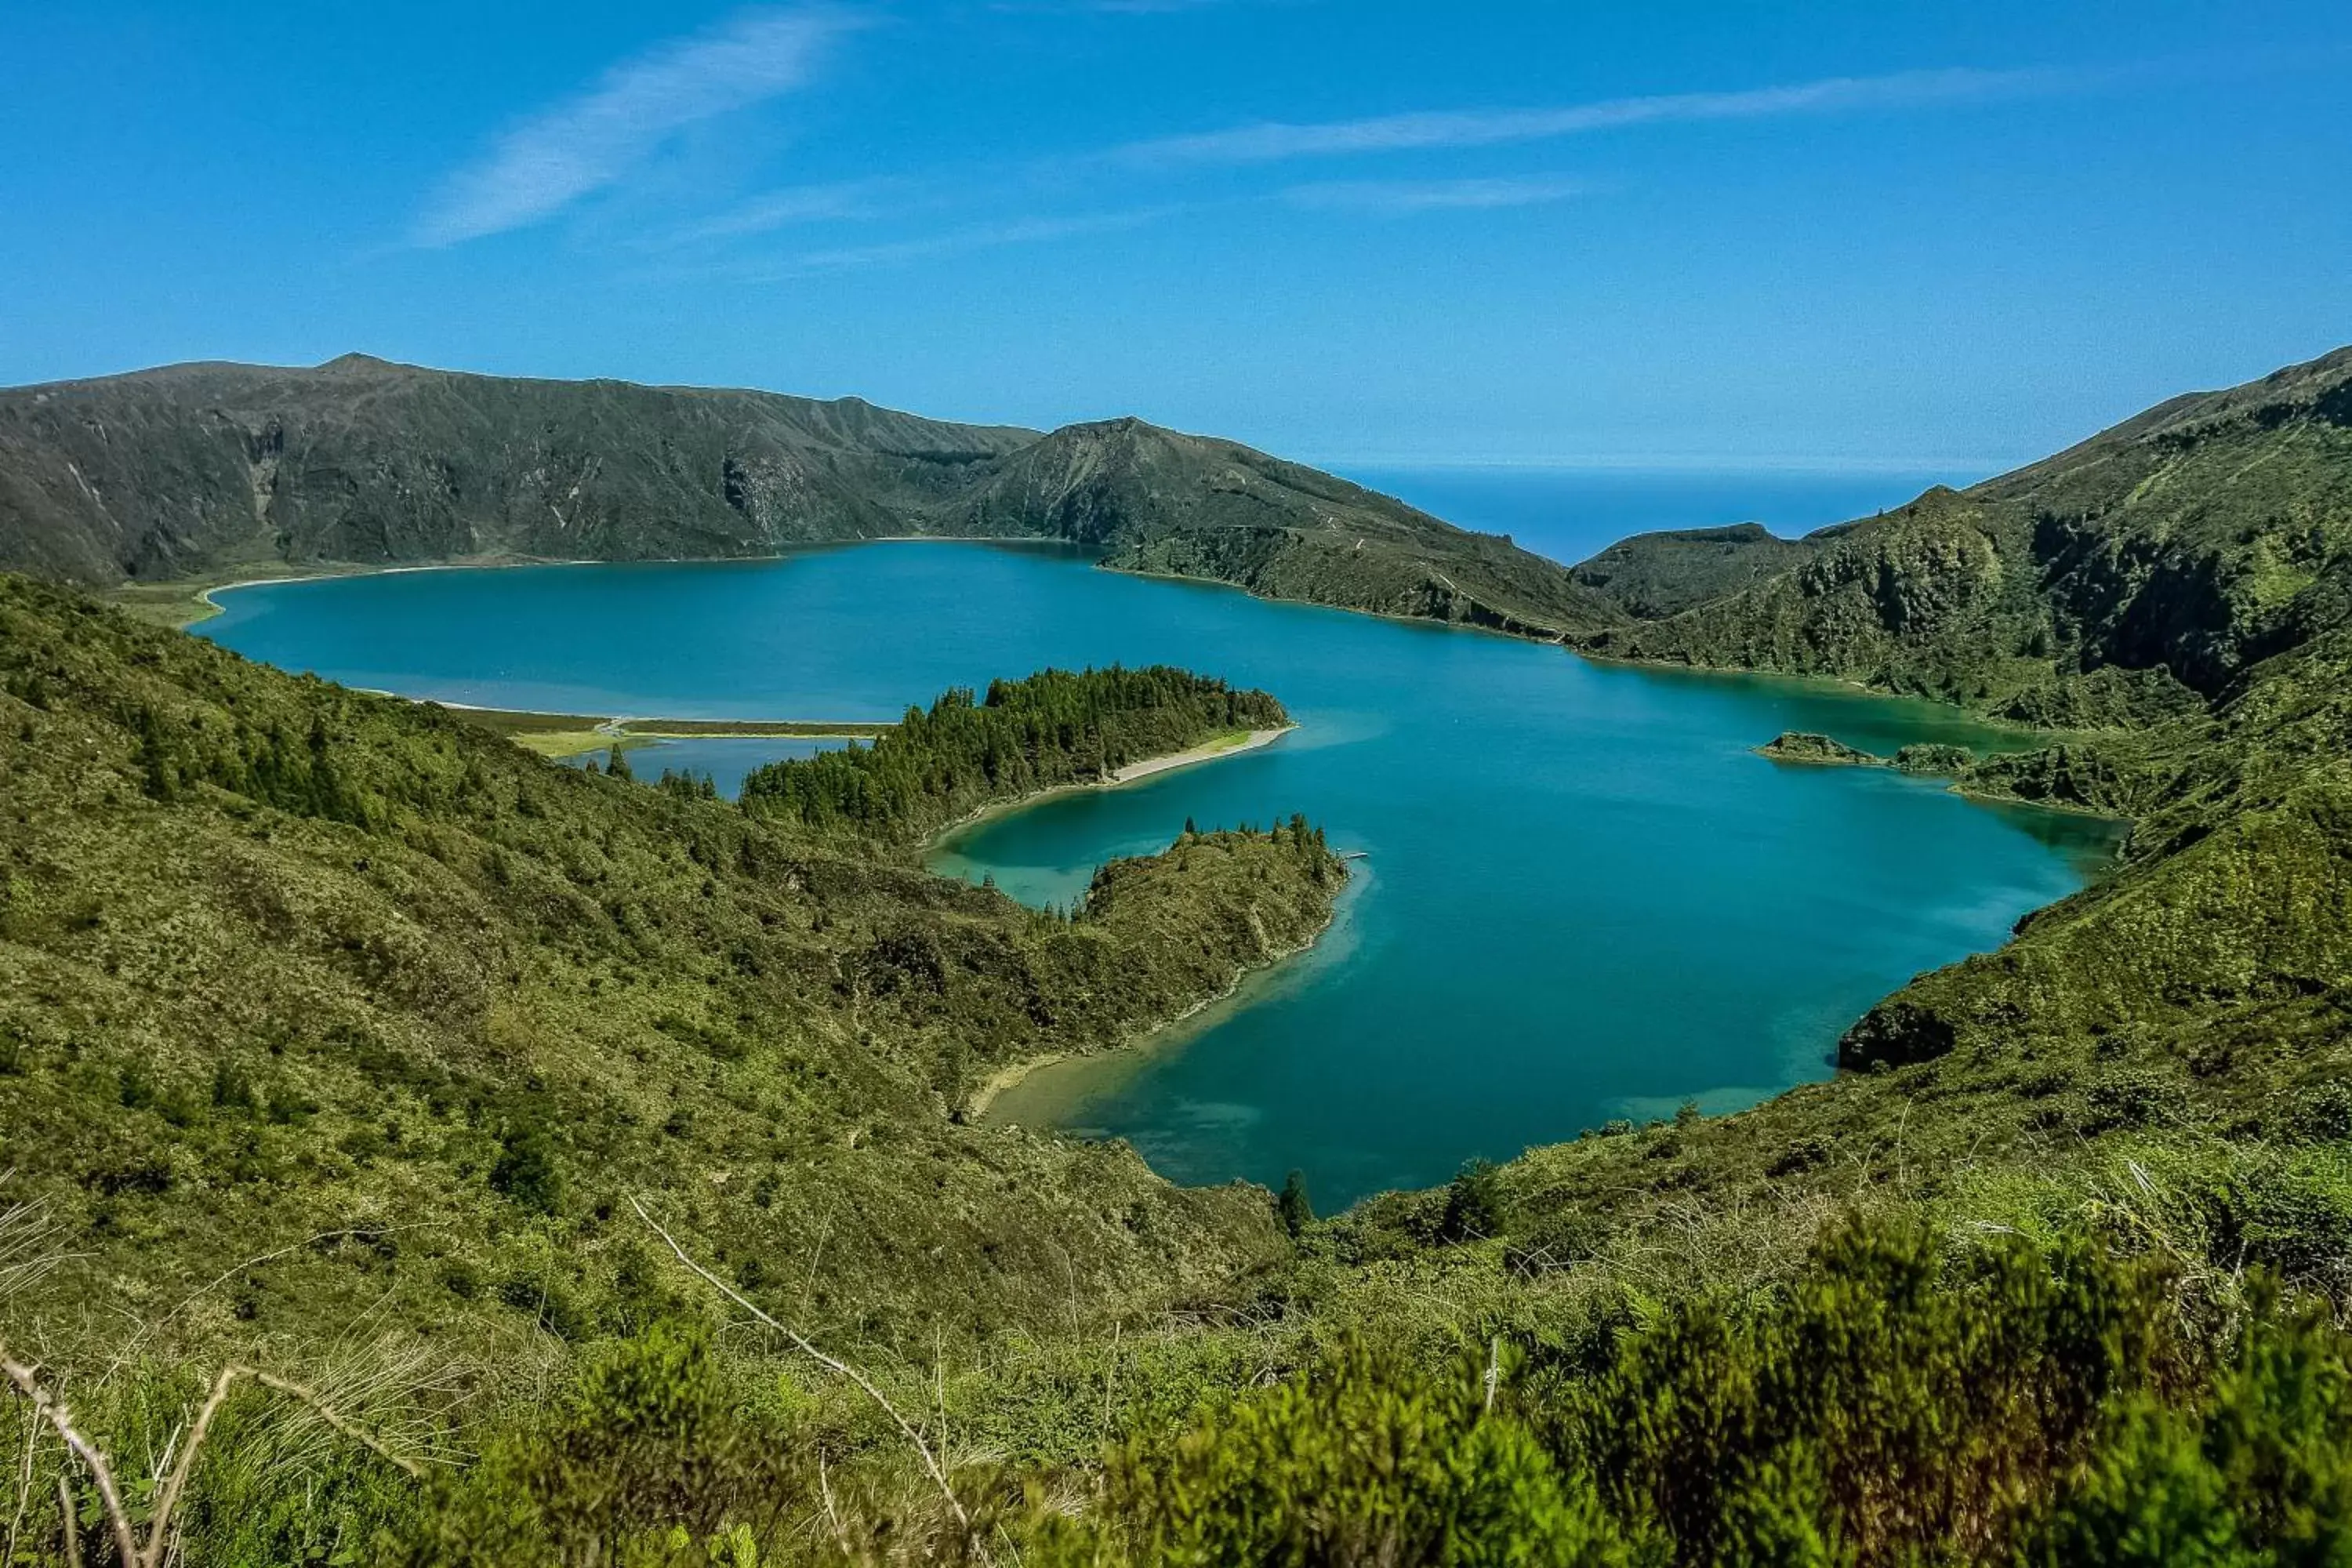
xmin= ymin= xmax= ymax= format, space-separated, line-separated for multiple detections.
xmin=1278 ymin=1170 xmax=1314 ymax=1239
xmin=1440 ymin=1159 xmax=1504 ymax=1243
xmin=133 ymin=706 xmax=177 ymax=802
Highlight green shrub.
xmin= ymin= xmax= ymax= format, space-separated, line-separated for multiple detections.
xmin=489 ymin=1123 xmax=564 ymax=1214
xmin=2022 ymin=1290 xmax=2352 ymax=1564
xmin=1556 ymin=1218 xmax=2181 ymax=1565
xmin=395 ymin=1323 xmax=802 ymax=1567
xmin=1034 ymin=1338 xmax=1624 ymax=1568
xmin=1439 ymin=1158 xmax=1506 ymax=1243
xmin=1272 ymin=1171 xmax=1314 ymax=1240
xmin=2292 ymin=1081 xmax=2352 ymax=1143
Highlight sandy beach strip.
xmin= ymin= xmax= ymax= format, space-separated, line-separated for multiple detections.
xmin=1108 ymin=726 xmax=1292 ymax=785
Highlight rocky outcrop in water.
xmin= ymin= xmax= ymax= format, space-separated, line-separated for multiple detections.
xmin=1758 ymin=731 xmax=1884 ymax=766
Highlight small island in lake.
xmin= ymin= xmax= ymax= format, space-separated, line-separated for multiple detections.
xmin=1759 ymin=731 xmax=1980 ymax=775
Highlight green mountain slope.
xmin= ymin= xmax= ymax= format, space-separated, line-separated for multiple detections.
xmin=1570 ymin=520 xmax=1820 ymax=618
xmin=0 ymin=354 xmax=1039 ymax=583
xmin=941 ymin=416 xmax=1626 ymax=636
xmin=1580 ymin=346 xmax=2352 ymax=725
xmin=0 ymin=356 xmax=1628 ymax=638
xmin=0 ymin=572 xmax=1345 ymax=1366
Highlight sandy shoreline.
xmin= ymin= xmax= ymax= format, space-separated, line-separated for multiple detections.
xmin=969 ymin=862 xmax=1357 ymax=1123
xmin=927 ymin=725 xmax=1296 ymax=844
xmin=1109 ymin=726 xmax=1290 ymax=784
xmin=967 ymin=923 xmax=1324 ymax=1122
xmin=185 ymin=556 xmax=604 ymax=620
xmin=966 ymin=1053 xmax=1072 ymax=1121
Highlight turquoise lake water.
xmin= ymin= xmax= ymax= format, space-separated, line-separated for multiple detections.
xmin=203 ymin=540 xmax=2118 ymax=1209
xmin=567 ymin=735 xmax=849 ymax=798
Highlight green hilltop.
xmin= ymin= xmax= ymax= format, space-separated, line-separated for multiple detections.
xmin=2 ymin=345 xmax=2351 ymax=1563
xmin=0 ymin=354 xmax=1622 ymax=640
xmin=1575 ymin=345 xmax=2352 ymax=724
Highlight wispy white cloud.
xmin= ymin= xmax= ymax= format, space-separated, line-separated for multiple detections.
xmin=989 ymin=0 xmax=1274 ymax=14
xmin=662 ymin=179 xmax=904 ymax=245
xmin=414 ymin=7 xmax=866 ymax=247
xmin=783 ymin=206 xmax=1183 ymax=270
xmin=1283 ymin=175 xmax=1586 ymax=214
xmin=1109 ymin=65 xmax=2075 ymax=167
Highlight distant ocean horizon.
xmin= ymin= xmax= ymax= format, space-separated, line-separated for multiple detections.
xmin=1332 ymin=464 xmax=1998 ymax=569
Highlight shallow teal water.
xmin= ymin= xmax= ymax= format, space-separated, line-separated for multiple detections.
xmin=567 ymin=735 xmax=850 ymax=798
xmin=204 ymin=544 xmax=2119 ymax=1208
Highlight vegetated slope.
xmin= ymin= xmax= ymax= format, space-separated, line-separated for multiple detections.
xmin=0 ymin=355 xmax=1038 ymax=583
xmin=1556 ymin=349 xmax=2352 ymax=1074
xmin=939 ymin=417 xmax=1628 ymax=637
xmin=11 ymin=356 xmax=2352 ymax=1563
xmin=739 ymin=666 xmax=1288 ymax=842
xmin=1283 ymin=348 xmax=2352 ymax=1474
xmin=1569 ymin=521 xmax=1820 ymax=618
xmin=1581 ymin=345 xmax=2352 ymax=728
xmin=0 ymin=570 xmax=1348 ymax=1371
xmin=1096 ymin=344 xmax=2352 ymax=1564
xmin=0 ymin=355 xmax=1630 ymax=639
xmin=1838 ymin=625 xmax=2352 ymax=1069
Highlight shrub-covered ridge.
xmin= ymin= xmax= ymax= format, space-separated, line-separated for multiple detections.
xmin=0 ymin=568 xmax=1348 ymax=1378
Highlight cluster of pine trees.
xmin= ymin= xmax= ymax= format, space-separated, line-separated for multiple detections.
xmin=129 ymin=703 xmax=373 ymax=825
xmin=737 ymin=666 xmax=1287 ymax=840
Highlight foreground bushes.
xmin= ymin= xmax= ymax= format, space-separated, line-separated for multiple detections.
xmin=1037 ymin=1221 xmax=2352 ymax=1567
xmin=18 ymin=1213 xmax=2351 ymax=1565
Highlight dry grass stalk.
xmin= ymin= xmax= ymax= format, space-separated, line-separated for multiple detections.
xmin=0 ymin=1194 xmax=72 ymax=1307
xmin=52 ymin=1473 xmax=77 ymax=1568
xmin=5 ymin=1400 xmax=39 ymax=1568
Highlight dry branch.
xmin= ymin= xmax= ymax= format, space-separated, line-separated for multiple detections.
xmin=0 ymin=1355 xmax=137 ymax=1568
xmin=3 ymin=1347 xmax=425 ymax=1568
xmin=627 ymin=1194 xmax=970 ymax=1529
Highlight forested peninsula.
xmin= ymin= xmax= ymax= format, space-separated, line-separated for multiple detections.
xmin=737 ymin=666 xmax=1288 ymax=842
xmin=0 ymin=346 xmax=2350 ymax=1562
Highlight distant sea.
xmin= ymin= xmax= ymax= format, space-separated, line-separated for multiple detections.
xmin=1335 ymin=466 xmax=1991 ymax=568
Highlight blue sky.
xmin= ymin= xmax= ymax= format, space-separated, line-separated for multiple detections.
xmin=2 ymin=2 xmax=2347 ymax=467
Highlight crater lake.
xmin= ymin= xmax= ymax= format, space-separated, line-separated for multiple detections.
xmin=201 ymin=542 xmax=2120 ymax=1208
